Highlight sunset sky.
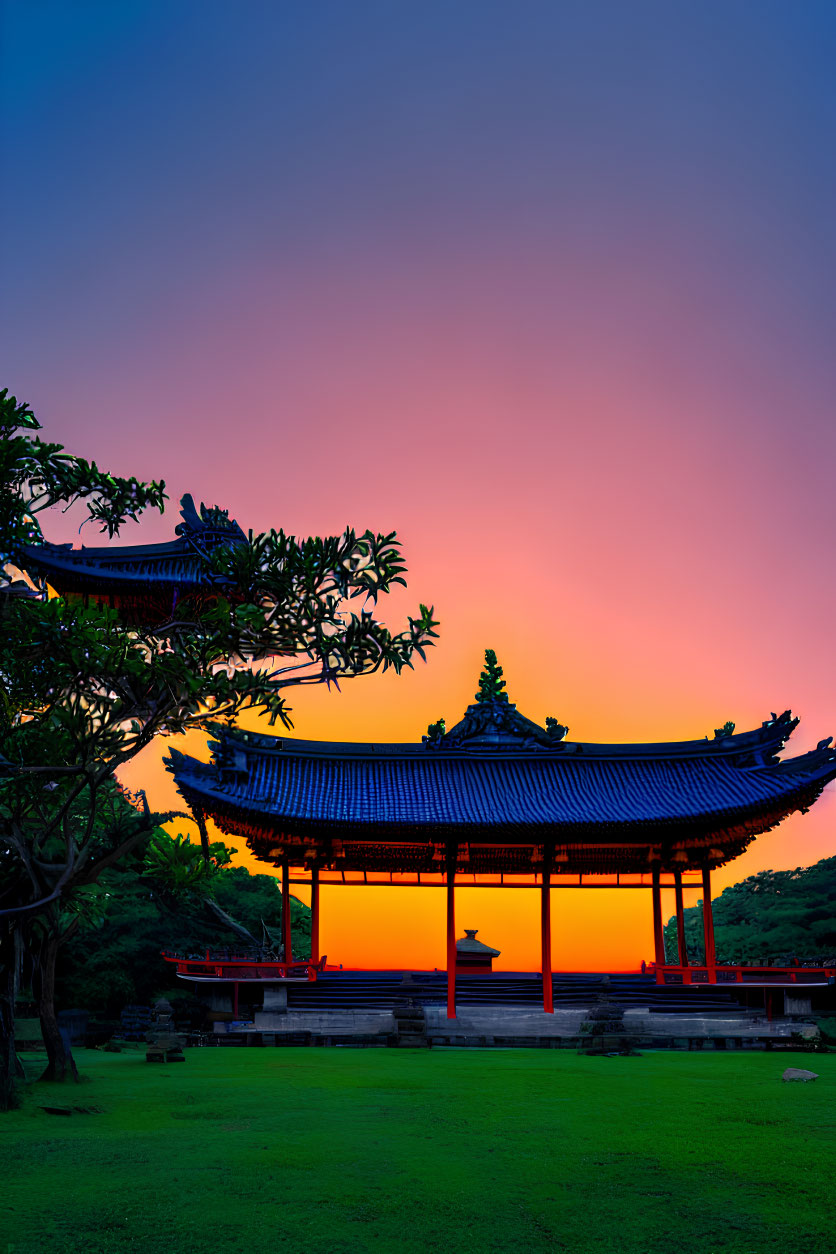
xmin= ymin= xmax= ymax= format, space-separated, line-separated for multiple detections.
xmin=3 ymin=2 xmax=836 ymax=970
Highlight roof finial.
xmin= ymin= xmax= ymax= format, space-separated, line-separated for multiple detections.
xmin=475 ymin=649 xmax=509 ymax=704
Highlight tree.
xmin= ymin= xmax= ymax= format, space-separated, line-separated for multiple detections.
xmin=663 ymin=857 xmax=836 ymax=966
xmin=141 ymin=828 xmax=311 ymax=956
xmin=0 ymin=389 xmax=437 ymax=1104
xmin=53 ymin=830 xmax=312 ymax=1019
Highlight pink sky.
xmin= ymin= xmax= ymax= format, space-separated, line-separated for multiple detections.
xmin=5 ymin=3 xmax=835 ymax=968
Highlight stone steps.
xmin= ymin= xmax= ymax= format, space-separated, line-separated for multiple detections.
xmin=284 ymin=971 xmax=751 ymax=1016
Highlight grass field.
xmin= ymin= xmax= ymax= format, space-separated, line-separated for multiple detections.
xmin=1 ymin=1047 xmax=834 ymax=1254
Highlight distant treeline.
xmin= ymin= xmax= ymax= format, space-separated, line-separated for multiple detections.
xmin=663 ymin=856 xmax=836 ymax=965
xmin=55 ymin=852 xmax=311 ymax=1016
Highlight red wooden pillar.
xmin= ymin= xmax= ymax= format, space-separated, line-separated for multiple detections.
xmin=701 ymin=865 xmax=716 ymax=981
xmin=541 ymin=861 xmax=553 ymax=1013
xmin=651 ymin=865 xmax=665 ymax=976
xmin=282 ymin=859 xmax=293 ymax=964
xmin=310 ymin=864 xmax=320 ymax=964
xmin=446 ymin=844 xmax=456 ymax=1020
xmin=674 ymin=869 xmax=688 ymax=967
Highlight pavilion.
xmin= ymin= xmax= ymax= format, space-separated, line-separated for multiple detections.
xmin=166 ymin=661 xmax=836 ymax=1018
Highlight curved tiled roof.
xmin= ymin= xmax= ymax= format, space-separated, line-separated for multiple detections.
xmin=166 ymin=707 xmax=836 ymax=839
xmin=19 ymin=494 xmax=244 ymax=592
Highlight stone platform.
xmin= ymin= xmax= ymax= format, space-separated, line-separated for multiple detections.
xmin=210 ymin=1003 xmax=817 ymax=1048
xmin=200 ymin=971 xmax=828 ymax=1047
xmin=424 ymin=1005 xmax=816 ymax=1045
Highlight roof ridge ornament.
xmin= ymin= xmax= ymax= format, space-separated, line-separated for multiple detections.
xmin=475 ymin=649 xmax=509 ymax=704
xmin=423 ymin=649 xmax=569 ymax=750
xmin=174 ymin=493 xmax=246 ymax=556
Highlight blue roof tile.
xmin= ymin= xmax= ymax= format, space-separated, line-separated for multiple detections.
xmin=166 ymin=709 xmax=836 ymax=835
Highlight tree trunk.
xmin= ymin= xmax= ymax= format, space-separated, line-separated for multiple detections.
xmin=203 ymin=898 xmax=260 ymax=947
xmin=34 ymin=931 xmax=78 ymax=1083
xmin=0 ymin=921 xmax=20 ymax=1111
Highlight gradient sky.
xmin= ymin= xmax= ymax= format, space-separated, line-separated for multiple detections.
xmin=3 ymin=2 xmax=836 ymax=970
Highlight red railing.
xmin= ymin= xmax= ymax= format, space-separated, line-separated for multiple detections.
xmin=654 ymin=963 xmax=835 ymax=987
xmin=161 ymin=951 xmax=327 ymax=982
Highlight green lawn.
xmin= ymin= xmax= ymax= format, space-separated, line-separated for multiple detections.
xmin=2 ymin=1047 xmax=834 ymax=1254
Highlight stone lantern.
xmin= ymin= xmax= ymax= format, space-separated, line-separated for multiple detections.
xmin=455 ymin=929 xmax=500 ymax=973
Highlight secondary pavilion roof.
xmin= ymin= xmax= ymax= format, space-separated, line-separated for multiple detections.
xmin=166 ymin=684 xmax=836 ymax=877
xmin=19 ymin=494 xmax=245 ymax=616
xmin=457 ymin=930 xmax=500 ymax=959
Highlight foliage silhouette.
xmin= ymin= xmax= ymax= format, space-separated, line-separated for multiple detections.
xmin=56 ymin=832 xmax=311 ymax=1017
xmin=0 ymin=389 xmax=436 ymax=1100
xmin=664 ymin=857 xmax=836 ymax=965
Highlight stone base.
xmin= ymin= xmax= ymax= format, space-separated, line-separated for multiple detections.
xmin=220 ymin=1010 xmax=395 ymax=1037
xmin=262 ymin=985 xmax=288 ymax=1015
xmin=146 ymin=1047 xmax=185 ymax=1062
xmin=424 ymin=1005 xmax=815 ymax=1042
xmin=209 ymin=1004 xmax=821 ymax=1048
